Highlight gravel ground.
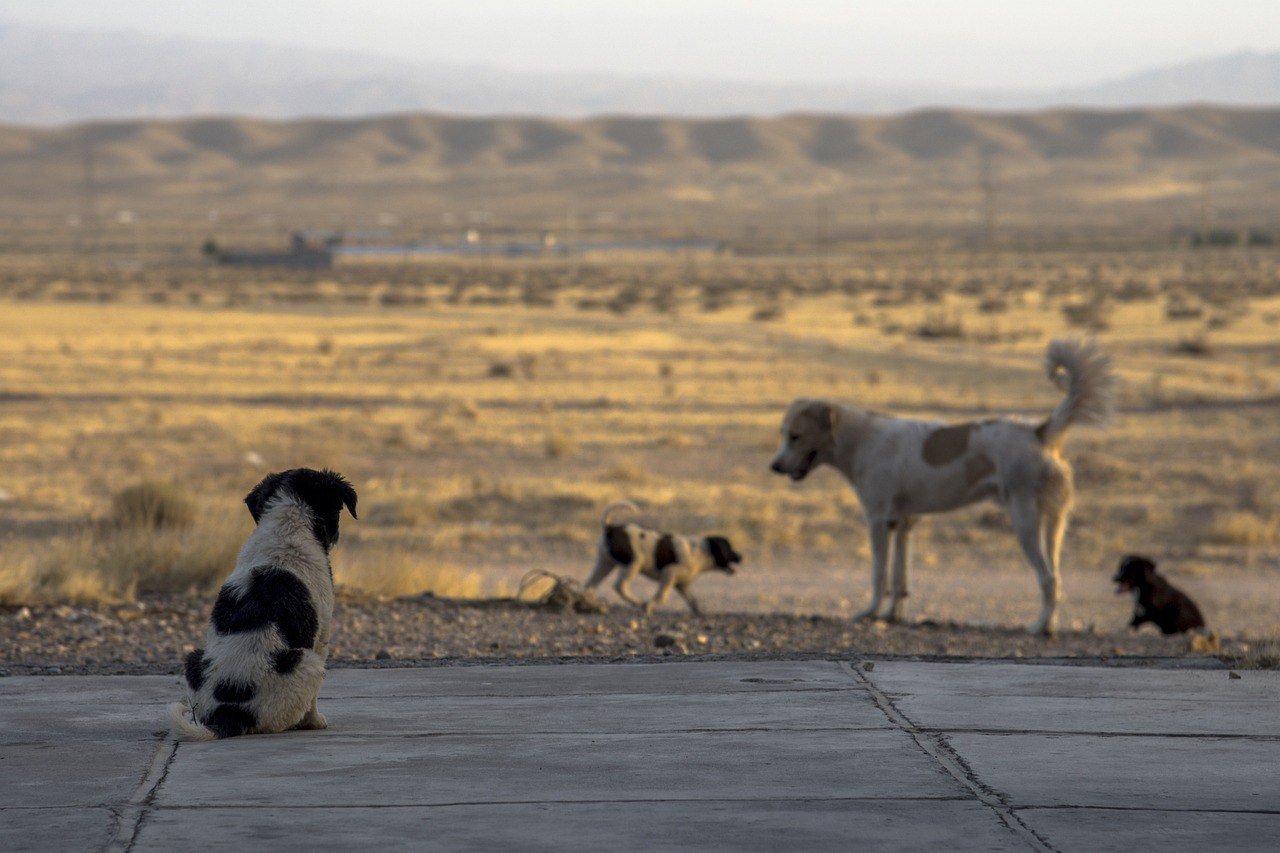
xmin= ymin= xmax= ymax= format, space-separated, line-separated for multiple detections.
xmin=0 ymin=589 xmax=1251 ymax=677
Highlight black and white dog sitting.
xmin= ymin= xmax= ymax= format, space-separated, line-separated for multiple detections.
xmin=1113 ymin=554 xmax=1206 ymax=635
xmin=170 ymin=468 xmax=357 ymax=740
xmin=584 ymin=501 xmax=742 ymax=615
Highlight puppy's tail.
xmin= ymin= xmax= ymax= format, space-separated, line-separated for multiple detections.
xmin=1037 ymin=339 xmax=1114 ymax=448
xmin=600 ymin=500 xmax=638 ymax=528
xmin=168 ymin=701 xmax=217 ymax=742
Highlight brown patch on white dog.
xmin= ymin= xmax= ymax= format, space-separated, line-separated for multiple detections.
xmin=922 ymin=423 xmax=977 ymax=466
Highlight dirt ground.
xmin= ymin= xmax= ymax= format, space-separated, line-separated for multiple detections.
xmin=0 ymin=576 xmax=1254 ymax=678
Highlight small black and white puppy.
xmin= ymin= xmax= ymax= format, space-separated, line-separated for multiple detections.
xmin=584 ymin=501 xmax=742 ymax=615
xmin=170 ymin=468 xmax=357 ymax=740
xmin=1113 ymin=554 xmax=1205 ymax=635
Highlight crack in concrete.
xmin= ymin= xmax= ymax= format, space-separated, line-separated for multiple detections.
xmin=104 ymin=736 xmax=178 ymax=853
xmin=844 ymin=661 xmax=1056 ymax=853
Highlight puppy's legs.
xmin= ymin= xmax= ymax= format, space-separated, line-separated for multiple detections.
xmin=583 ymin=549 xmax=616 ymax=592
xmin=1009 ymin=495 xmax=1057 ymax=636
xmin=613 ymin=562 xmax=645 ymax=608
xmin=851 ymin=520 xmax=891 ymax=622
xmin=675 ymin=582 xmax=702 ymax=616
xmin=644 ymin=570 xmax=678 ymax=615
xmin=883 ymin=518 xmax=914 ymax=622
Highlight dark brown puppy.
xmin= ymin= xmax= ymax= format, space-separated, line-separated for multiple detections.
xmin=1113 ymin=554 xmax=1205 ymax=635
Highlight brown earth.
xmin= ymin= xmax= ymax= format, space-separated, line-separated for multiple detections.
xmin=0 ymin=589 xmax=1251 ymax=678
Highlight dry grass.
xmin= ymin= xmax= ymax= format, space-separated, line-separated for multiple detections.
xmin=0 ymin=250 xmax=1277 ymax=639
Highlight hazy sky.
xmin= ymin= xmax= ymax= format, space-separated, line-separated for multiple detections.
xmin=6 ymin=0 xmax=1280 ymax=89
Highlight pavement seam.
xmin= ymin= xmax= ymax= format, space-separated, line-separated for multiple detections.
xmin=104 ymin=737 xmax=178 ymax=853
xmin=844 ymin=661 xmax=1056 ymax=853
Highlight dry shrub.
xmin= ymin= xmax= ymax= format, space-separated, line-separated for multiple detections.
xmin=544 ymin=431 xmax=575 ymax=459
xmin=915 ymin=312 xmax=966 ymax=339
xmin=605 ymin=460 xmax=646 ymax=483
xmin=1205 ymin=511 xmax=1280 ymax=547
xmin=334 ymin=547 xmax=485 ymax=599
xmin=5 ymin=516 xmax=244 ymax=605
xmin=1172 ymin=334 xmax=1212 ymax=357
xmin=107 ymin=481 xmax=196 ymax=531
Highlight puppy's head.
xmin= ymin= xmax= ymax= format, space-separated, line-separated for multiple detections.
xmin=1113 ymin=554 xmax=1156 ymax=595
xmin=705 ymin=536 xmax=742 ymax=575
xmin=771 ymin=398 xmax=838 ymax=482
xmin=245 ymin=468 xmax=358 ymax=551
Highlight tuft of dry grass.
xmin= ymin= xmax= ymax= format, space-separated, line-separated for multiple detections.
xmin=335 ymin=546 xmax=489 ymax=599
xmin=1205 ymin=511 xmax=1280 ymax=547
xmin=1 ymin=513 xmax=245 ymax=604
xmin=107 ymin=481 xmax=196 ymax=531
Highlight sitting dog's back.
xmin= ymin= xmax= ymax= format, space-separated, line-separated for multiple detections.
xmin=171 ymin=468 xmax=356 ymax=739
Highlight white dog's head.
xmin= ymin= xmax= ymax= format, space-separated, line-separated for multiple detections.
xmin=770 ymin=398 xmax=840 ymax=482
xmin=244 ymin=468 xmax=358 ymax=551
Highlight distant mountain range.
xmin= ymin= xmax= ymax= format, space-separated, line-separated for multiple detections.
xmin=3 ymin=21 xmax=1280 ymax=124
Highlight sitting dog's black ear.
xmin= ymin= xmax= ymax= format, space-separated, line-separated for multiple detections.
xmin=1121 ymin=554 xmax=1156 ymax=576
xmin=244 ymin=472 xmax=286 ymax=523
xmin=706 ymin=536 xmax=741 ymax=568
xmin=289 ymin=468 xmax=358 ymax=551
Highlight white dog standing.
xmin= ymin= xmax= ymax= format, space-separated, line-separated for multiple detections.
xmin=770 ymin=340 xmax=1112 ymax=635
xmin=170 ymin=468 xmax=357 ymax=739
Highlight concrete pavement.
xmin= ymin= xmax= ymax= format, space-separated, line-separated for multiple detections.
xmin=1 ymin=658 xmax=1276 ymax=851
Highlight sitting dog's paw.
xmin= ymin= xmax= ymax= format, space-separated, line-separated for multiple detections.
xmin=850 ymin=608 xmax=878 ymax=623
xmin=296 ymin=711 xmax=328 ymax=730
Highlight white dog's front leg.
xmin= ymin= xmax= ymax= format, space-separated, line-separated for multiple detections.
xmin=884 ymin=519 xmax=913 ymax=622
xmin=851 ymin=520 xmax=891 ymax=622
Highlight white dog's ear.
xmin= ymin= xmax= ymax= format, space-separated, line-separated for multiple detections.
xmin=803 ymin=400 xmax=840 ymax=433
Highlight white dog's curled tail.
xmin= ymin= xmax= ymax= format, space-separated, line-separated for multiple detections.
xmin=1038 ymin=338 xmax=1115 ymax=447
xmin=168 ymin=701 xmax=217 ymax=742
xmin=600 ymin=500 xmax=639 ymax=528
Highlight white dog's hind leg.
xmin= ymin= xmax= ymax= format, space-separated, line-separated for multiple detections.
xmin=851 ymin=520 xmax=890 ymax=622
xmin=1010 ymin=497 xmax=1057 ymax=636
xmin=884 ymin=519 xmax=914 ymax=622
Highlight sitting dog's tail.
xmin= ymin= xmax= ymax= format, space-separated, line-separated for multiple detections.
xmin=1037 ymin=339 xmax=1114 ymax=449
xmin=168 ymin=701 xmax=217 ymax=742
xmin=600 ymin=500 xmax=638 ymax=528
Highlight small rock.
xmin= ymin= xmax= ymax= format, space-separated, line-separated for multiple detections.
xmin=695 ymin=634 xmax=709 ymax=644
xmin=862 ymin=661 xmax=875 ymax=672
xmin=653 ymin=633 xmax=679 ymax=649
xmin=1228 ymin=670 xmax=1242 ymax=680
xmin=375 ymin=649 xmax=392 ymax=660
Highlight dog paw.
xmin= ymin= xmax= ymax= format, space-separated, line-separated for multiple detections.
xmin=297 ymin=712 xmax=328 ymax=730
xmin=850 ymin=608 xmax=878 ymax=623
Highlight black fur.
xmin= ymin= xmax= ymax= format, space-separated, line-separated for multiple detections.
xmin=654 ymin=535 xmax=678 ymax=571
xmin=272 ymin=648 xmax=305 ymax=675
xmin=604 ymin=525 xmax=635 ymax=564
xmin=213 ymin=679 xmax=257 ymax=703
xmin=705 ymin=536 xmax=742 ymax=573
xmin=244 ymin=468 xmax=358 ymax=552
xmin=211 ymin=566 xmax=319 ymax=649
xmin=184 ymin=649 xmax=206 ymax=692
xmin=204 ymin=704 xmax=258 ymax=739
xmin=1114 ymin=554 xmax=1205 ymax=635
